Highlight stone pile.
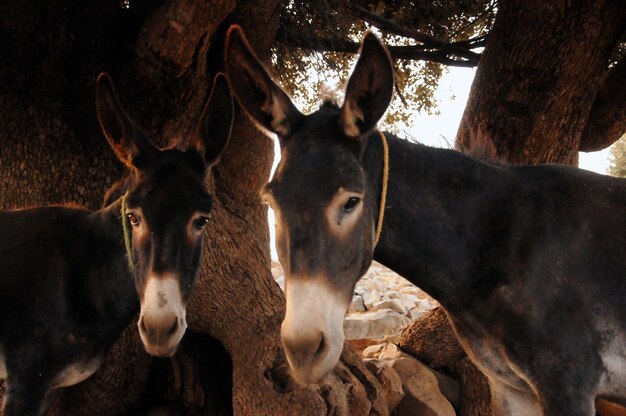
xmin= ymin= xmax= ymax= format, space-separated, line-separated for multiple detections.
xmin=346 ymin=262 xmax=437 ymax=345
xmin=364 ymin=343 xmax=458 ymax=416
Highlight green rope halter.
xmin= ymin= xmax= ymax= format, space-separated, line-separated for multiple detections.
xmin=121 ymin=191 xmax=135 ymax=272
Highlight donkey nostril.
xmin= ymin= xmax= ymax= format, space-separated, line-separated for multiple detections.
xmin=313 ymin=333 xmax=326 ymax=359
xmin=166 ymin=317 xmax=179 ymax=337
xmin=139 ymin=317 xmax=147 ymax=334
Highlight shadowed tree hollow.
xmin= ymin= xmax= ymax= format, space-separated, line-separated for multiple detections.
xmin=0 ymin=0 xmax=624 ymax=415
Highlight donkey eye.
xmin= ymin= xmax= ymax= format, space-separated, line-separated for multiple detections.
xmin=127 ymin=213 xmax=140 ymax=227
xmin=193 ymin=216 xmax=210 ymax=230
xmin=343 ymin=197 xmax=361 ymax=213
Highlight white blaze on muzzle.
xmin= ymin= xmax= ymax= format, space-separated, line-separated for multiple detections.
xmin=281 ymin=276 xmax=348 ymax=385
xmin=138 ymin=274 xmax=187 ymax=357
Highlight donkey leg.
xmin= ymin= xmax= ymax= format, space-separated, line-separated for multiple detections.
xmin=489 ymin=379 xmax=542 ymax=416
xmin=539 ymin=391 xmax=596 ymax=416
xmin=531 ymin=348 xmax=600 ymax=416
xmin=2 ymin=373 xmax=52 ymax=416
xmin=532 ymin=363 xmax=597 ymax=416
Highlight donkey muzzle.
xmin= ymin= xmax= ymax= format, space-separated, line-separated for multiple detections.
xmin=280 ymin=277 xmax=347 ymax=384
xmin=138 ymin=274 xmax=188 ymax=357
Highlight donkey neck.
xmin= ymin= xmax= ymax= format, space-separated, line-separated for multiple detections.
xmin=364 ymin=133 xmax=514 ymax=310
xmin=79 ymin=197 xmax=138 ymax=332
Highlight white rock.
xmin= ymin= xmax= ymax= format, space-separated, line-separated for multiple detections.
xmin=406 ymin=308 xmax=428 ymax=320
xmin=386 ymin=291 xmax=403 ymax=300
xmin=349 ymin=295 xmax=366 ymax=312
xmin=362 ymin=343 xmax=387 ymax=359
xmin=363 ymin=342 xmax=405 ymax=360
xmin=402 ymin=299 xmax=418 ymax=311
xmin=365 ymin=360 xmax=405 ymax=414
xmin=372 ymin=279 xmax=385 ymax=292
xmin=419 ymin=299 xmax=438 ymax=311
xmin=392 ymin=357 xmax=456 ymax=416
xmin=399 ymin=286 xmax=422 ymax=296
xmin=343 ymin=310 xmax=411 ymax=340
xmin=403 ymin=294 xmax=420 ymax=305
xmin=373 ymin=299 xmax=408 ymax=315
xmin=361 ymin=291 xmax=380 ymax=310
xmin=354 ymin=285 xmax=368 ymax=296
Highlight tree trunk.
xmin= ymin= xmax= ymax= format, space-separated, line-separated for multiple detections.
xmin=457 ymin=0 xmax=626 ymax=165
xmin=0 ymin=1 xmax=385 ymax=414
xmin=399 ymin=1 xmax=626 ymax=415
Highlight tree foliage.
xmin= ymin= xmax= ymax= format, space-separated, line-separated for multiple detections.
xmin=273 ymin=0 xmax=496 ymax=124
xmin=273 ymin=0 xmax=626 ymax=132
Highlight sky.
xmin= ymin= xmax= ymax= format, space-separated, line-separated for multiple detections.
xmin=393 ymin=67 xmax=611 ymax=174
xmin=267 ymin=67 xmax=612 ymax=258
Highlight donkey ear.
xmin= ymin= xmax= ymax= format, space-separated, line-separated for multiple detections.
xmin=192 ymin=73 xmax=234 ymax=168
xmin=340 ymin=31 xmax=394 ymax=139
xmin=96 ymin=73 xmax=158 ymax=169
xmin=225 ymin=25 xmax=304 ymax=141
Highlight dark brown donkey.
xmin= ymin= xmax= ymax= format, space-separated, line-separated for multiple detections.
xmin=226 ymin=26 xmax=626 ymax=416
xmin=0 ymin=73 xmax=233 ymax=415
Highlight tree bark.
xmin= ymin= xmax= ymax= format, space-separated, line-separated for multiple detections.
xmin=397 ymin=307 xmax=465 ymax=370
xmin=0 ymin=0 xmax=385 ymax=414
xmin=457 ymin=0 xmax=626 ymax=165
xmin=579 ymin=57 xmax=626 ymax=152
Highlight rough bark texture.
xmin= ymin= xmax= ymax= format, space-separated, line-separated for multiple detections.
xmin=580 ymin=57 xmax=626 ymax=152
xmin=0 ymin=0 xmax=386 ymax=414
xmin=455 ymin=358 xmax=493 ymax=416
xmin=457 ymin=0 xmax=626 ymax=165
xmin=396 ymin=307 xmax=465 ymax=369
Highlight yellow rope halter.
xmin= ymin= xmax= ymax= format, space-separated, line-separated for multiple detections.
xmin=374 ymin=130 xmax=389 ymax=246
xmin=121 ymin=191 xmax=135 ymax=272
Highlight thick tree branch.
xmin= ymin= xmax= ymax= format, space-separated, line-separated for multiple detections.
xmin=452 ymin=34 xmax=489 ymax=48
xmin=278 ymin=0 xmax=486 ymax=68
xmin=457 ymin=0 xmax=626 ymax=166
xmin=329 ymin=0 xmax=486 ymax=55
xmin=579 ymin=57 xmax=626 ymax=152
xmin=276 ymin=32 xmax=481 ymax=67
xmin=390 ymin=44 xmax=480 ymax=65
xmin=329 ymin=0 xmax=448 ymax=46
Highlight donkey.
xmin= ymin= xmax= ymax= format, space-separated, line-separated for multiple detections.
xmin=0 ymin=72 xmax=233 ymax=415
xmin=226 ymin=25 xmax=626 ymax=416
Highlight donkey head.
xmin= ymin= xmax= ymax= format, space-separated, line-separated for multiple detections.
xmin=96 ymin=73 xmax=233 ymax=356
xmin=226 ymin=26 xmax=393 ymax=383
